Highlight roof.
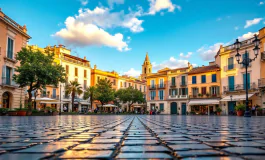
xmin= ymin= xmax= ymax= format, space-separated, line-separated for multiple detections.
xmin=62 ymin=53 xmax=89 ymax=62
xmin=188 ymin=65 xmax=220 ymax=75
xmin=0 ymin=9 xmax=31 ymax=39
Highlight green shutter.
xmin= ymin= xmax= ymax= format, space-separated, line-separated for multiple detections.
xmin=217 ymin=86 xmax=220 ymax=95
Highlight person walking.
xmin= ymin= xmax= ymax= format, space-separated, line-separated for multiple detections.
xmin=252 ymin=105 xmax=256 ymax=116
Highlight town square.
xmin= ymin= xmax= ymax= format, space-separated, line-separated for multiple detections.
xmin=1 ymin=0 xmax=265 ymax=159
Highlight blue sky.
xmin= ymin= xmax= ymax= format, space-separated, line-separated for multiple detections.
xmin=1 ymin=0 xmax=265 ymax=77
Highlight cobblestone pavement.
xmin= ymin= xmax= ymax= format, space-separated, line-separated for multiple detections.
xmin=0 ymin=116 xmax=265 ymax=159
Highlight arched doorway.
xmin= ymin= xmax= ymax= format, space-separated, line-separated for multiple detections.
xmin=170 ymin=102 xmax=177 ymax=114
xmin=2 ymin=92 xmax=11 ymax=108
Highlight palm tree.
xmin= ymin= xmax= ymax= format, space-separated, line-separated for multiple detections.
xmin=84 ymin=86 xmax=97 ymax=112
xmin=65 ymin=81 xmax=83 ymax=111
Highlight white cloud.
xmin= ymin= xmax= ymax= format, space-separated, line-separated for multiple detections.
xmin=148 ymin=0 xmax=181 ymax=15
xmin=216 ymin=18 xmax=222 ymax=21
xmin=179 ymin=52 xmax=192 ymax=58
xmin=259 ymin=1 xmax=264 ymax=5
xmin=108 ymin=0 xmax=124 ymax=7
xmin=53 ymin=17 xmax=130 ymax=51
xmin=234 ymin=26 xmax=239 ymax=30
xmin=244 ymin=18 xmax=263 ymax=28
xmin=80 ymin=0 xmax=88 ymax=6
xmin=124 ymin=68 xmax=141 ymax=77
xmin=197 ymin=43 xmax=223 ymax=61
xmin=238 ymin=32 xmax=258 ymax=41
xmin=152 ymin=57 xmax=192 ymax=70
xmin=75 ymin=7 xmax=144 ymax=33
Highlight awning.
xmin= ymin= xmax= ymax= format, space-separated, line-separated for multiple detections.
xmin=80 ymin=102 xmax=90 ymax=105
xmin=102 ymin=104 xmax=117 ymax=107
xmin=34 ymin=97 xmax=56 ymax=101
xmin=220 ymin=94 xmax=254 ymax=101
xmin=188 ymin=99 xmax=220 ymax=105
xmin=39 ymin=101 xmax=67 ymax=104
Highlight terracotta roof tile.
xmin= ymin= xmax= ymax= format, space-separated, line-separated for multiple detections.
xmin=188 ymin=65 xmax=220 ymax=75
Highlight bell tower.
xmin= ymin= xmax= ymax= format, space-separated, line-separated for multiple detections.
xmin=141 ymin=52 xmax=152 ymax=80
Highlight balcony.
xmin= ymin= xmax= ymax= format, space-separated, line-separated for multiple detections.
xmin=170 ymin=83 xmax=176 ymax=88
xmin=168 ymin=95 xmax=188 ymax=99
xmin=189 ymin=94 xmax=220 ymax=99
xmin=148 ymin=85 xmax=156 ymax=90
xmin=50 ymin=95 xmax=59 ymax=100
xmin=223 ymin=83 xmax=258 ymax=92
xmin=223 ymin=64 xmax=235 ymax=72
xmin=1 ymin=77 xmax=19 ymax=88
xmin=157 ymin=84 xmax=166 ymax=89
xmin=64 ymin=95 xmax=70 ymax=99
xmin=179 ymin=82 xmax=187 ymax=87
xmin=258 ymin=79 xmax=265 ymax=88
xmin=149 ymin=96 xmax=165 ymax=101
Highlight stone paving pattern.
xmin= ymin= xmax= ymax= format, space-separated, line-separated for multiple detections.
xmin=0 ymin=115 xmax=265 ymax=159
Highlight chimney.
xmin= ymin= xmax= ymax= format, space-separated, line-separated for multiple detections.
xmin=209 ymin=61 xmax=215 ymax=66
xmin=58 ymin=44 xmax=63 ymax=48
xmin=94 ymin=65 xmax=97 ymax=69
xmin=23 ymin=25 xmax=27 ymax=33
xmin=84 ymin=56 xmax=86 ymax=60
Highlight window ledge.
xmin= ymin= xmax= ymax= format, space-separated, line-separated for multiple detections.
xmin=4 ymin=57 xmax=17 ymax=63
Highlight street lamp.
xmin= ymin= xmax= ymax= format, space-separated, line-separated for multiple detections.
xmin=234 ymin=34 xmax=260 ymax=117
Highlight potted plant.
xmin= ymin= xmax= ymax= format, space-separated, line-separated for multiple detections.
xmin=8 ymin=109 xmax=18 ymax=116
xmin=216 ymin=107 xmax=222 ymax=116
xmin=235 ymin=104 xmax=245 ymax=116
xmin=52 ymin=108 xmax=59 ymax=116
xmin=206 ymin=93 xmax=210 ymax=97
xmin=0 ymin=108 xmax=8 ymax=116
xmin=198 ymin=93 xmax=202 ymax=97
xmin=16 ymin=103 xmax=27 ymax=116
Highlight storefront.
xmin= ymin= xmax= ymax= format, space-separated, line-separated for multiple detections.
xmin=220 ymin=93 xmax=260 ymax=115
xmin=188 ymin=99 xmax=220 ymax=115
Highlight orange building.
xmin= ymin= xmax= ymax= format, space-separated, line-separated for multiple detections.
xmin=146 ymin=63 xmax=192 ymax=114
xmin=0 ymin=9 xmax=31 ymax=109
xmin=187 ymin=62 xmax=221 ymax=115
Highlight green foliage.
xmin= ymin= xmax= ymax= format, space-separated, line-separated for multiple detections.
xmin=235 ymin=104 xmax=246 ymax=111
xmin=0 ymin=108 xmax=9 ymax=113
xmin=45 ymin=107 xmax=58 ymax=112
xmin=115 ymin=86 xmax=145 ymax=108
xmin=65 ymin=81 xmax=83 ymax=110
xmin=15 ymin=108 xmax=28 ymax=111
xmin=95 ymin=79 xmax=115 ymax=105
xmin=13 ymin=47 xmax=66 ymax=110
xmin=216 ymin=107 xmax=222 ymax=112
xmin=84 ymin=86 xmax=97 ymax=111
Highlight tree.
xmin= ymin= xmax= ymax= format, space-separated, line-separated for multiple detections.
xmin=84 ymin=86 xmax=97 ymax=111
xmin=95 ymin=79 xmax=115 ymax=109
xmin=116 ymin=86 xmax=145 ymax=111
xmin=13 ymin=47 xmax=66 ymax=110
xmin=65 ymin=81 xmax=83 ymax=111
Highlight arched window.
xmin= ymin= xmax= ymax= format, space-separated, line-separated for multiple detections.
xmin=144 ymin=68 xmax=146 ymax=74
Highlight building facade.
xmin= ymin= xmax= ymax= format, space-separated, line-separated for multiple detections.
xmin=0 ymin=9 xmax=31 ymax=109
xmin=219 ymin=36 xmax=261 ymax=115
xmin=146 ymin=62 xmax=192 ymax=114
xmin=187 ymin=62 xmax=221 ymax=115
xmin=258 ymin=27 xmax=265 ymax=109
xmin=28 ymin=44 xmax=91 ymax=112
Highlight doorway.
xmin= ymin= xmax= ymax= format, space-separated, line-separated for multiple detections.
xmin=181 ymin=103 xmax=186 ymax=115
xmin=170 ymin=102 xmax=177 ymax=114
xmin=2 ymin=92 xmax=10 ymax=108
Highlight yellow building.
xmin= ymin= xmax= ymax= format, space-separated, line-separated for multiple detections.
xmin=146 ymin=58 xmax=192 ymax=114
xmin=28 ymin=44 xmax=91 ymax=112
xmin=187 ymin=62 xmax=221 ymax=115
xmin=218 ymin=34 xmax=262 ymax=115
xmin=258 ymin=27 xmax=265 ymax=108
xmin=91 ymin=63 xmax=147 ymax=112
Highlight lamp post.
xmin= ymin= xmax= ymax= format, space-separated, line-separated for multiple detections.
xmin=234 ymin=34 xmax=260 ymax=117
xmin=59 ymin=84 xmax=62 ymax=115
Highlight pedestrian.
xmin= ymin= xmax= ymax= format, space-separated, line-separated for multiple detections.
xmin=252 ymin=105 xmax=256 ymax=115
